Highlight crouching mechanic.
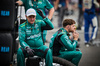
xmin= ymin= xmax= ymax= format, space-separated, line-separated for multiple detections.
xmin=49 ymin=19 xmax=82 ymax=66
xmin=17 ymin=8 xmax=54 ymax=66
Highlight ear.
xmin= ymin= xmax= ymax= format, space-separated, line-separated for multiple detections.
xmin=67 ymin=25 xmax=70 ymax=28
xmin=65 ymin=26 xmax=69 ymax=29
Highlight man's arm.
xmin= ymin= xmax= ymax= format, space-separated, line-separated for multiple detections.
xmin=45 ymin=0 xmax=55 ymax=20
xmin=36 ymin=9 xmax=54 ymax=30
xmin=54 ymin=0 xmax=59 ymax=10
xmin=59 ymin=34 xmax=78 ymax=51
xmin=41 ymin=18 xmax=54 ymax=30
xmin=65 ymin=0 xmax=69 ymax=8
xmin=48 ymin=7 xmax=55 ymax=20
xmin=16 ymin=1 xmax=23 ymax=6
xmin=19 ymin=25 xmax=30 ymax=49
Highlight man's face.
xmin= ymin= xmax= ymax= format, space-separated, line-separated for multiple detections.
xmin=69 ymin=24 xmax=76 ymax=32
xmin=26 ymin=15 xmax=36 ymax=24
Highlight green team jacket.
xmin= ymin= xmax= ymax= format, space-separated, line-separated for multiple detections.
xmin=19 ymin=18 xmax=54 ymax=49
xmin=49 ymin=28 xmax=78 ymax=56
xmin=21 ymin=0 xmax=53 ymax=20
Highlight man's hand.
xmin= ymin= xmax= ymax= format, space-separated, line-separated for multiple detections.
xmin=73 ymin=32 xmax=79 ymax=41
xmin=36 ymin=9 xmax=46 ymax=19
xmin=25 ymin=47 xmax=34 ymax=57
xmin=16 ymin=1 xmax=23 ymax=6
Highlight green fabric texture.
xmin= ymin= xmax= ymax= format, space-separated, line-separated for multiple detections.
xmin=17 ymin=18 xmax=54 ymax=66
xmin=17 ymin=46 xmax=53 ymax=66
xmin=21 ymin=0 xmax=53 ymax=42
xmin=21 ymin=0 xmax=53 ymax=20
xmin=49 ymin=28 xmax=82 ymax=66
xmin=19 ymin=18 xmax=54 ymax=48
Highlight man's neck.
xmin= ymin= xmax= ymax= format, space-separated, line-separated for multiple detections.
xmin=34 ymin=0 xmax=36 ymax=1
xmin=64 ymin=27 xmax=69 ymax=33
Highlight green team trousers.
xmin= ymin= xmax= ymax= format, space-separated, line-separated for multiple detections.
xmin=58 ymin=49 xmax=82 ymax=66
xmin=17 ymin=45 xmax=53 ymax=66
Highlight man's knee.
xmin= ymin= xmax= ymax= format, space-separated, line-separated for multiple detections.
xmin=77 ymin=51 xmax=82 ymax=58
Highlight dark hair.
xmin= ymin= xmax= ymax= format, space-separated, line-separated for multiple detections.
xmin=63 ymin=19 xmax=75 ymax=27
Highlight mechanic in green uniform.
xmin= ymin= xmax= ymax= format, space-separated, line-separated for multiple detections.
xmin=49 ymin=19 xmax=82 ymax=66
xmin=16 ymin=0 xmax=54 ymax=43
xmin=17 ymin=8 xmax=54 ymax=66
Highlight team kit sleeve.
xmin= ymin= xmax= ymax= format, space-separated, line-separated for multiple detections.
xmin=19 ymin=26 xmax=30 ymax=49
xmin=60 ymin=34 xmax=78 ymax=51
xmin=41 ymin=18 xmax=54 ymax=30
xmin=45 ymin=0 xmax=54 ymax=9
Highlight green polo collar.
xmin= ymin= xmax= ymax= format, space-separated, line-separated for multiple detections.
xmin=26 ymin=20 xmax=36 ymax=26
xmin=60 ymin=28 xmax=70 ymax=36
